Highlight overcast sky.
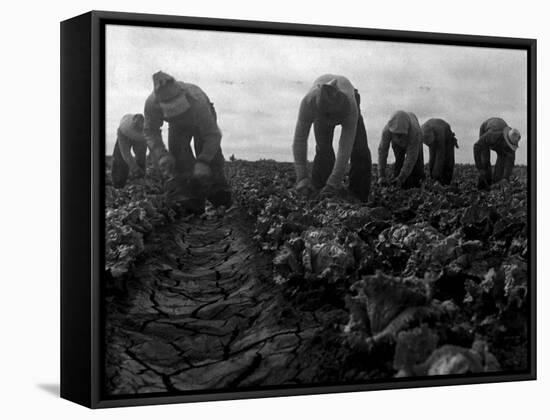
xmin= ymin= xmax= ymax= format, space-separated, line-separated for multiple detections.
xmin=106 ymin=25 xmax=528 ymax=164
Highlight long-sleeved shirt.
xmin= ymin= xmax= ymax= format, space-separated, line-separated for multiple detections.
xmin=292 ymin=74 xmax=359 ymax=188
xmin=476 ymin=117 xmax=510 ymax=150
xmin=378 ymin=111 xmax=423 ymax=182
xmin=144 ymin=82 xmax=222 ymax=164
xmin=474 ymin=117 xmax=515 ymax=181
xmin=117 ymin=114 xmax=146 ymax=167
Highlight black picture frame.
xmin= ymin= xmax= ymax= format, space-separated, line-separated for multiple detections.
xmin=61 ymin=10 xmax=537 ymax=409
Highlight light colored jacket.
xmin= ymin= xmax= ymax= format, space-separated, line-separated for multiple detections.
xmin=144 ymin=82 xmax=221 ymax=164
xmin=117 ymin=114 xmax=146 ymax=167
xmin=292 ymin=74 xmax=359 ymax=188
xmin=378 ymin=111 xmax=423 ymax=182
xmin=118 ymin=114 xmax=146 ymax=142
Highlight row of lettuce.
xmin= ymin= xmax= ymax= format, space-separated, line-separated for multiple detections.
xmin=228 ymin=161 xmax=529 ymax=376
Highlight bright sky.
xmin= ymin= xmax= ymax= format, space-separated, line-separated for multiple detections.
xmin=106 ymin=24 xmax=528 ymax=164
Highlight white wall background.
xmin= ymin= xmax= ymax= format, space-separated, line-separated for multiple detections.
xmin=0 ymin=0 xmax=548 ymax=418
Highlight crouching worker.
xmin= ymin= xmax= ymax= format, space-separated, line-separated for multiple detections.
xmin=292 ymin=74 xmax=372 ymax=201
xmin=474 ymin=117 xmax=521 ymax=190
xmin=144 ymin=71 xmax=232 ymax=214
xmin=111 ymin=114 xmax=147 ymax=188
xmin=422 ymin=118 xmax=458 ymax=185
xmin=378 ymin=111 xmax=425 ymax=188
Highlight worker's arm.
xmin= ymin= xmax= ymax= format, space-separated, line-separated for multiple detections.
xmin=396 ymin=127 xmax=421 ymax=183
xmin=117 ymin=132 xmax=137 ymax=169
xmin=377 ymin=127 xmax=391 ymax=180
xmin=195 ymin=101 xmax=222 ymax=164
xmin=292 ymin=96 xmax=314 ymax=182
xmin=473 ymin=134 xmax=493 ymax=188
xmin=326 ymin=108 xmax=358 ymax=187
xmin=431 ymin=138 xmax=446 ymax=182
xmin=502 ymin=151 xmax=516 ymax=180
xmin=143 ymin=95 xmax=169 ymax=164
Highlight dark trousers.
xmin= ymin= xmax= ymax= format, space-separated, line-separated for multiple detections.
xmin=111 ymin=135 xmax=147 ymax=188
xmin=167 ymin=121 xmax=232 ymax=209
xmin=311 ymin=95 xmax=372 ymax=201
xmin=392 ymin=142 xmax=425 ymax=188
xmin=428 ymin=133 xmax=455 ymax=185
xmin=474 ymin=142 xmax=515 ymax=187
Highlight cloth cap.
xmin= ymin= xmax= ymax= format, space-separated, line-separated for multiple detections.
xmin=388 ymin=111 xmax=410 ymax=135
xmin=315 ymin=79 xmax=351 ymax=117
xmin=152 ymin=71 xmax=190 ymax=119
xmin=503 ymin=126 xmax=521 ymax=151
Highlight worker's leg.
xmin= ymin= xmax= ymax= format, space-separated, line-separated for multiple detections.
xmin=166 ymin=125 xmax=205 ymax=214
xmin=311 ymin=121 xmax=335 ymax=189
xmin=111 ymin=138 xmax=130 ymax=188
xmin=392 ymin=143 xmax=406 ymax=179
xmin=402 ymin=142 xmax=425 ymax=188
xmin=442 ymin=135 xmax=455 ymax=185
xmin=428 ymin=145 xmax=436 ymax=180
xmin=132 ymin=141 xmax=147 ymax=174
xmin=192 ymin=104 xmax=232 ymax=208
xmin=501 ymin=151 xmax=516 ymax=181
xmin=168 ymin=124 xmax=195 ymax=176
xmin=194 ymin=138 xmax=232 ymax=208
xmin=348 ymin=114 xmax=372 ymax=202
xmin=474 ymin=142 xmax=492 ymax=188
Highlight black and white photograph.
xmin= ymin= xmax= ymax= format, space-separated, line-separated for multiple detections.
xmin=102 ymin=20 xmax=533 ymax=399
xmin=3 ymin=0 xmax=550 ymax=416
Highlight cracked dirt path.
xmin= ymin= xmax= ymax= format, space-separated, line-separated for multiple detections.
xmin=105 ymin=208 xmax=323 ymax=395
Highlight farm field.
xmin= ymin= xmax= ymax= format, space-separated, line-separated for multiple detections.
xmin=104 ymin=160 xmax=529 ymax=395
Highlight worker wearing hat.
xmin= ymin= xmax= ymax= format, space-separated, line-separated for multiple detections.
xmin=422 ymin=118 xmax=458 ymax=186
xmin=111 ymin=113 xmax=147 ymax=188
xmin=292 ymin=74 xmax=372 ymax=201
xmin=474 ymin=117 xmax=521 ymax=189
xmin=143 ymin=71 xmax=232 ymax=213
xmin=378 ymin=110 xmax=425 ymax=188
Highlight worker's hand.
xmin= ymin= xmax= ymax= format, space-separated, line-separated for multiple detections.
xmin=492 ymin=179 xmax=510 ymax=189
xmin=129 ymin=162 xmax=145 ymax=178
xmin=295 ymin=178 xmax=316 ymax=198
xmin=390 ymin=177 xmax=403 ymax=188
xmin=477 ymin=175 xmax=490 ymax=190
xmin=377 ymin=176 xmax=389 ymax=187
xmin=431 ymin=180 xmax=445 ymax=193
xmin=159 ymin=154 xmax=175 ymax=177
xmin=164 ymin=176 xmax=179 ymax=197
xmin=193 ymin=161 xmax=212 ymax=181
xmin=319 ymin=183 xmax=340 ymax=200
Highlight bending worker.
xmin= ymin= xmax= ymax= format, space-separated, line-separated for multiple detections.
xmin=292 ymin=74 xmax=372 ymax=201
xmin=111 ymin=113 xmax=147 ymax=188
xmin=378 ymin=110 xmax=425 ymax=188
xmin=422 ymin=118 xmax=458 ymax=185
xmin=143 ymin=71 xmax=232 ymax=213
xmin=474 ymin=117 xmax=521 ymax=189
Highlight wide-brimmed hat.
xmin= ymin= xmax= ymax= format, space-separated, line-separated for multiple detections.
xmin=503 ymin=126 xmax=521 ymax=151
xmin=153 ymin=71 xmax=190 ymax=119
xmin=119 ymin=114 xmax=146 ymax=141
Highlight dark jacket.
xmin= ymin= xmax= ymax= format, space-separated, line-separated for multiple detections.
xmin=422 ymin=118 xmax=457 ymax=185
xmin=474 ymin=117 xmax=516 ymax=185
xmin=378 ymin=111 xmax=424 ymax=184
xmin=143 ymin=82 xmax=222 ymax=165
